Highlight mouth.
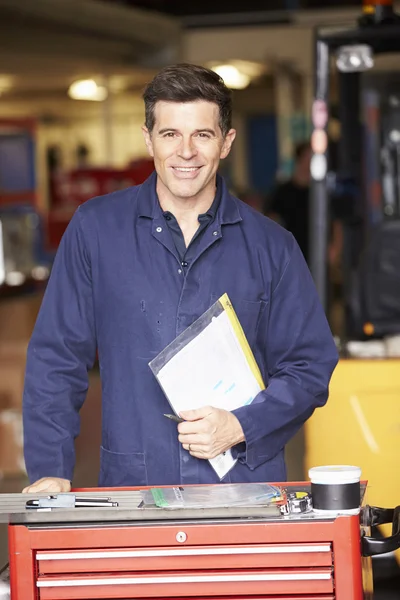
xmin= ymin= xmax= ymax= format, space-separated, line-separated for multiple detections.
xmin=171 ymin=166 xmax=202 ymax=178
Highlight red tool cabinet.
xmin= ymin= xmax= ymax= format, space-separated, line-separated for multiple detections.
xmin=7 ymin=482 xmax=377 ymax=599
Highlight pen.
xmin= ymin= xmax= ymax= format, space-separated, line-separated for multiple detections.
xmin=164 ymin=413 xmax=184 ymax=423
xmin=74 ymin=501 xmax=119 ymax=508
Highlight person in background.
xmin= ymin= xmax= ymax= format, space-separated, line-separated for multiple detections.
xmin=264 ymin=142 xmax=343 ymax=268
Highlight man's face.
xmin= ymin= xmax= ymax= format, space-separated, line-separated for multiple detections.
xmin=142 ymin=100 xmax=236 ymax=202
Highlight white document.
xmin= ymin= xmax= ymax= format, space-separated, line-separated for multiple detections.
xmin=152 ymin=306 xmax=263 ymax=479
xmin=157 ymin=311 xmax=261 ymax=413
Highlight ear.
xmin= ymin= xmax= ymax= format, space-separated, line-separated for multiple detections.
xmin=142 ymin=126 xmax=154 ymax=158
xmin=220 ymin=129 xmax=236 ymax=159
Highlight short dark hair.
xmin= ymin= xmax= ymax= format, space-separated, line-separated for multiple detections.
xmin=143 ymin=63 xmax=232 ymax=137
xmin=294 ymin=141 xmax=311 ymax=162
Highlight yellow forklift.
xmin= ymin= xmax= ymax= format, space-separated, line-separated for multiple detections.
xmin=305 ymin=0 xmax=400 ymax=575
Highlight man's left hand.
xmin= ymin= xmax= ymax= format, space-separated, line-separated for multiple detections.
xmin=178 ymin=406 xmax=245 ymax=459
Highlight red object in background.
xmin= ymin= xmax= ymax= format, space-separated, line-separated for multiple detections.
xmin=363 ymin=0 xmax=393 ymax=6
xmin=8 ymin=482 xmax=370 ymax=600
xmin=47 ymin=159 xmax=154 ymax=250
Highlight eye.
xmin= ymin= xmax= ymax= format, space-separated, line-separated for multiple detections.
xmin=197 ymin=132 xmax=211 ymax=139
xmin=163 ymin=132 xmax=177 ymax=138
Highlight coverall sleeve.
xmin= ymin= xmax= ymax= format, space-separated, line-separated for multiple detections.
xmin=232 ymin=235 xmax=338 ymax=471
xmin=23 ymin=208 xmax=97 ymax=483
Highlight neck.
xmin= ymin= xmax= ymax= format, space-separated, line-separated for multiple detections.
xmin=156 ymin=177 xmax=217 ymax=248
xmin=157 ymin=181 xmax=216 ymax=223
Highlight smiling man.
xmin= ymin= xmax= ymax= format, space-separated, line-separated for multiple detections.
xmin=22 ymin=64 xmax=338 ymax=493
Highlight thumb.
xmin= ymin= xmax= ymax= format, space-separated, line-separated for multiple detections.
xmin=180 ymin=406 xmax=213 ymax=421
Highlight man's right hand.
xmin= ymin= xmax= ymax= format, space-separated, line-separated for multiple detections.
xmin=22 ymin=477 xmax=71 ymax=494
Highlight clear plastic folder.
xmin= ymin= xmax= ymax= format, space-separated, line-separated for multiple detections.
xmin=149 ymin=294 xmax=265 ymax=479
xmin=141 ymin=483 xmax=283 ymax=510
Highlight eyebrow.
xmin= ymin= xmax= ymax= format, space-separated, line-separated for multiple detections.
xmin=157 ymin=128 xmax=217 ymax=136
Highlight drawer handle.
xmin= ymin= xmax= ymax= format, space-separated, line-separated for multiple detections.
xmin=37 ymin=572 xmax=332 ymax=588
xmin=37 ymin=544 xmax=331 ymax=561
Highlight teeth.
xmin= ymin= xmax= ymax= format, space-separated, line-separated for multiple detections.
xmin=174 ymin=167 xmax=198 ymax=172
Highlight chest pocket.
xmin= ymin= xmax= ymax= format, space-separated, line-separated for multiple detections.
xmin=211 ymin=293 xmax=268 ymax=349
xmin=232 ymin=298 xmax=268 ymax=350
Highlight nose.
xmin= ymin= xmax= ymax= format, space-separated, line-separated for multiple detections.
xmin=177 ymin=136 xmax=197 ymax=160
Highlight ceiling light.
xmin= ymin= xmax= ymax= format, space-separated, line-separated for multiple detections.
xmin=336 ymin=45 xmax=374 ymax=73
xmin=211 ymin=65 xmax=251 ymax=90
xmin=68 ymin=79 xmax=108 ymax=101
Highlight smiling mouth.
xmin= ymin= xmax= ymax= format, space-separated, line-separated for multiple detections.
xmin=172 ymin=166 xmax=201 ymax=172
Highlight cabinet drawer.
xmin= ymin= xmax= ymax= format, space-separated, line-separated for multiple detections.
xmin=37 ymin=543 xmax=332 ymax=574
xmin=37 ymin=568 xmax=334 ymax=599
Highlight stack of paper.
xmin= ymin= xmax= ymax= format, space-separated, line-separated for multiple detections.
xmin=149 ymin=294 xmax=265 ymax=479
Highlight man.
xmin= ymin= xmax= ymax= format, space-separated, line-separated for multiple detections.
xmin=265 ymin=142 xmax=343 ymax=267
xmin=265 ymin=142 xmax=311 ymax=263
xmin=22 ymin=64 xmax=338 ymax=494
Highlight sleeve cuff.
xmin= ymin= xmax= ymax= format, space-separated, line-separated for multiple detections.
xmin=232 ymin=404 xmax=272 ymax=470
xmin=231 ymin=442 xmax=246 ymax=461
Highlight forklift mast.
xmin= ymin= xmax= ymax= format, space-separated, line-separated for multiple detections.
xmin=310 ymin=0 xmax=400 ymax=324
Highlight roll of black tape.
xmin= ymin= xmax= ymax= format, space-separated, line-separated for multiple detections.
xmin=309 ymin=465 xmax=362 ymax=514
xmin=311 ymin=481 xmax=360 ymax=511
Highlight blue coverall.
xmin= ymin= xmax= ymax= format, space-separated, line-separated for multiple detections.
xmin=23 ymin=173 xmax=338 ymax=486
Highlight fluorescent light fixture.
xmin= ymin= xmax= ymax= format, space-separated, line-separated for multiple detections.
xmin=336 ymin=45 xmax=374 ymax=73
xmin=0 ymin=221 xmax=4 ymax=286
xmin=209 ymin=60 xmax=266 ymax=90
xmin=68 ymin=79 xmax=108 ymax=101
xmin=211 ymin=65 xmax=251 ymax=90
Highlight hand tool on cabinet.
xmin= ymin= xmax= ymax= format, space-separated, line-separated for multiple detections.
xmin=25 ymin=494 xmax=118 ymax=510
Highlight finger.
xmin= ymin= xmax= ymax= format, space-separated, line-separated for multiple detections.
xmin=178 ymin=415 xmax=215 ymax=434
xmin=181 ymin=441 xmax=215 ymax=458
xmin=191 ymin=447 xmax=222 ymax=460
xmin=179 ymin=406 xmax=213 ymax=422
xmin=178 ymin=433 xmax=209 ymax=446
xmin=39 ymin=485 xmax=64 ymax=493
xmin=23 ymin=484 xmax=50 ymax=494
xmin=22 ymin=481 xmax=52 ymax=493
xmin=23 ymin=480 xmax=66 ymax=494
xmin=23 ymin=485 xmax=45 ymax=494
xmin=178 ymin=420 xmax=206 ymax=435
xmin=186 ymin=444 xmax=207 ymax=458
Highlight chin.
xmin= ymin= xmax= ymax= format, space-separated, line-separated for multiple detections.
xmin=170 ymin=182 xmax=202 ymax=199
